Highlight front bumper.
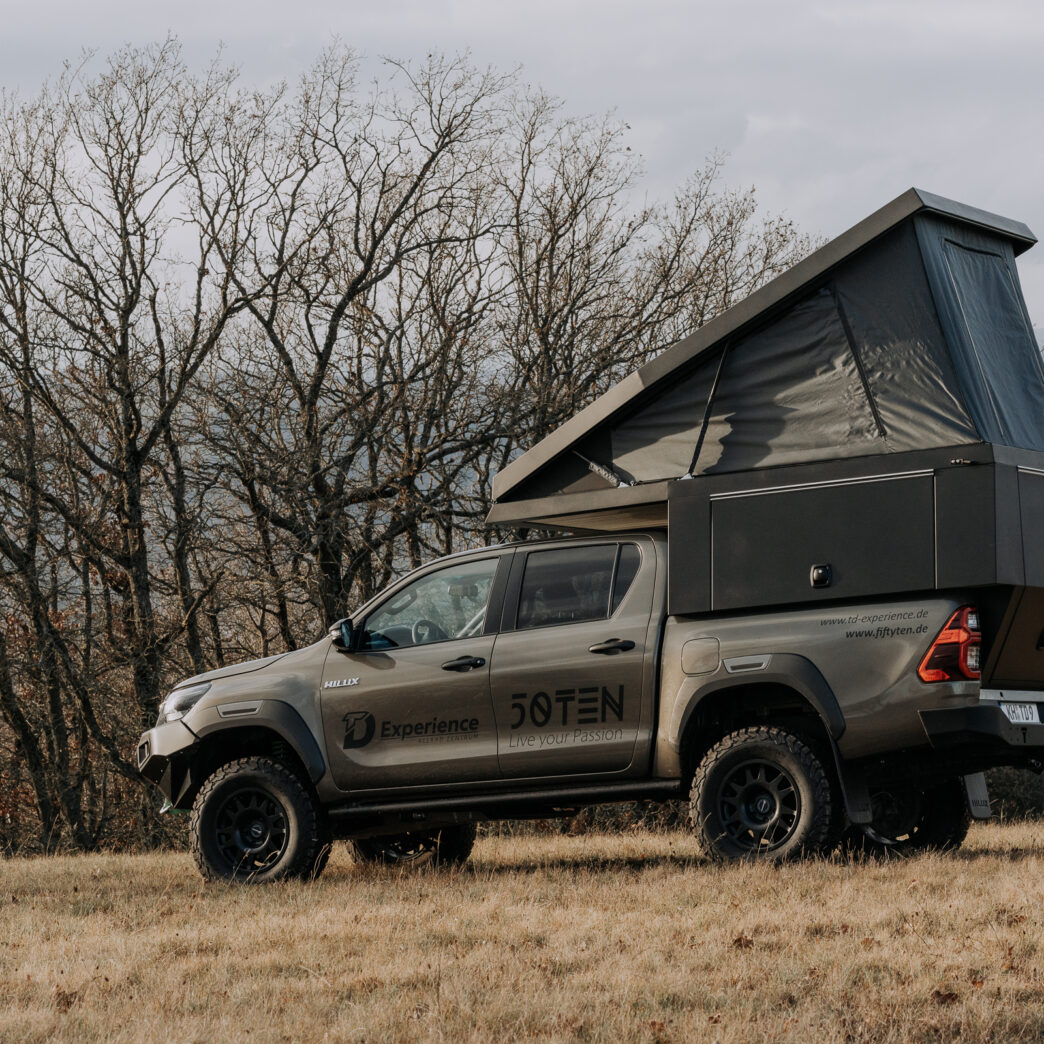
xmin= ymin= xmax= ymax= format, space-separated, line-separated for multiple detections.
xmin=136 ymin=720 xmax=198 ymax=800
xmin=920 ymin=702 xmax=1044 ymax=761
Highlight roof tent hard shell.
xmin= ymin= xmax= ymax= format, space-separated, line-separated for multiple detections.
xmin=487 ymin=188 xmax=1044 ymax=536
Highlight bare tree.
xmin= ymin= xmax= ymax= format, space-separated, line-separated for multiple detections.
xmin=0 ymin=42 xmax=815 ymax=852
xmin=482 ymin=97 xmax=817 ymax=521
xmin=191 ymin=51 xmax=509 ymax=624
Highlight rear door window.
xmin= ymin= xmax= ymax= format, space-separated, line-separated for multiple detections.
xmin=611 ymin=543 xmax=642 ymax=613
xmin=515 ymin=543 xmax=640 ymax=630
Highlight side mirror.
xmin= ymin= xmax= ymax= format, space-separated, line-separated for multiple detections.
xmin=331 ymin=618 xmax=355 ymax=652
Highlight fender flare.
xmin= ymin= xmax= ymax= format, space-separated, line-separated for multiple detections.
xmin=670 ymin=654 xmax=873 ymax=825
xmin=184 ymin=699 xmax=327 ymax=783
xmin=671 ymin=653 xmax=845 ymax=749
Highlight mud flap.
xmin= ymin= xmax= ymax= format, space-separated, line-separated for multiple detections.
xmin=829 ymin=742 xmax=873 ymax=824
xmin=963 ymin=772 xmax=992 ymax=819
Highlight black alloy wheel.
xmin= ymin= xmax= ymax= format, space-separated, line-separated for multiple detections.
xmin=845 ymin=777 xmax=971 ymax=855
xmin=352 ymin=823 xmax=477 ymax=868
xmin=212 ymin=786 xmax=290 ymax=875
xmin=191 ymin=756 xmax=327 ymax=883
xmin=716 ymin=757 xmax=801 ymax=853
xmin=862 ymin=787 xmax=924 ymax=847
xmin=689 ymin=726 xmax=836 ymax=863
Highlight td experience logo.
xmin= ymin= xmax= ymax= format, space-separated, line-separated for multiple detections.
xmin=341 ymin=709 xmax=480 ymax=750
xmin=342 ymin=710 xmax=376 ymax=749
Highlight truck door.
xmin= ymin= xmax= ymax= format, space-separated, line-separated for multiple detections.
xmin=319 ymin=553 xmax=508 ymax=791
xmin=490 ymin=539 xmax=654 ymax=778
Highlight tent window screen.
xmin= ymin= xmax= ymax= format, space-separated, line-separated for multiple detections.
xmin=942 ymin=241 xmax=1044 ymax=450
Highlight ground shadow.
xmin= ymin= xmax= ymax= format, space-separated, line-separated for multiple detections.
xmin=317 ymin=850 xmax=709 ymax=881
xmin=316 ymin=836 xmax=1044 ymax=881
xmin=950 ymin=845 xmax=1044 ymax=863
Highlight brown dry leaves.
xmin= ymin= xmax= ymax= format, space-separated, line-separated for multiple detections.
xmin=1 ymin=822 xmax=1042 ymax=1043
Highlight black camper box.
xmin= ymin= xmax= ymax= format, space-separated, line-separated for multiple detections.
xmin=487 ymin=189 xmax=1044 ymax=693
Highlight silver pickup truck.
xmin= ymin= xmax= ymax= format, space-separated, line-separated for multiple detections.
xmin=136 ymin=530 xmax=1041 ymax=881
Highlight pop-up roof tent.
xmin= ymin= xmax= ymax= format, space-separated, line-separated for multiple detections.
xmin=488 ymin=189 xmax=1044 ymax=689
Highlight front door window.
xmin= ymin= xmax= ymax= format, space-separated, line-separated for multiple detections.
xmin=363 ymin=558 xmax=499 ymax=650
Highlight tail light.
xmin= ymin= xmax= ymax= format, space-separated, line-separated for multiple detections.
xmin=918 ymin=606 xmax=981 ymax=683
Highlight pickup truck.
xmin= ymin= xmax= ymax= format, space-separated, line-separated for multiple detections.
xmin=135 ymin=530 xmax=1042 ymax=881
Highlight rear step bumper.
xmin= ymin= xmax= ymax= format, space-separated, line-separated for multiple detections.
xmin=920 ymin=704 xmax=1044 ymax=759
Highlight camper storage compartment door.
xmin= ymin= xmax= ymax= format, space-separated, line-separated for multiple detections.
xmin=708 ymin=473 xmax=935 ymax=611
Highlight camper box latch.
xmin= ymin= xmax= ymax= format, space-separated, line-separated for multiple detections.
xmin=810 ymin=563 xmax=833 ymax=589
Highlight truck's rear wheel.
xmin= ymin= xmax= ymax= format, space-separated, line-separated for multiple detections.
xmin=352 ymin=823 xmax=476 ymax=868
xmin=689 ymin=726 xmax=836 ymax=862
xmin=190 ymin=756 xmax=326 ymax=883
xmin=846 ymin=778 xmax=970 ymax=855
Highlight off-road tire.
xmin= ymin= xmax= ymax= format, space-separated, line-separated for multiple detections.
xmin=689 ymin=726 xmax=836 ymax=863
xmin=190 ymin=756 xmax=326 ymax=883
xmin=352 ymin=823 xmax=477 ymax=868
xmin=844 ymin=777 xmax=971 ymax=856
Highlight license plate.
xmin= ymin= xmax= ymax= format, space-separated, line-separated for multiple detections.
xmin=1000 ymin=702 xmax=1041 ymax=724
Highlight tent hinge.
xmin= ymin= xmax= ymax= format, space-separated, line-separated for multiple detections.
xmin=572 ymin=451 xmax=635 ymax=488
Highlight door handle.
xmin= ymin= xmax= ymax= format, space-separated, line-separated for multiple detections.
xmin=441 ymin=655 xmax=486 ymax=672
xmin=588 ymin=638 xmax=636 ymax=655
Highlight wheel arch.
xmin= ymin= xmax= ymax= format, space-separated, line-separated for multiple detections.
xmin=675 ymin=656 xmax=845 ymax=781
xmin=171 ymin=701 xmax=326 ymax=810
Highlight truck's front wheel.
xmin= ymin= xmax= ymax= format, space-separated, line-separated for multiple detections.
xmin=689 ymin=726 xmax=836 ymax=862
xmin=190 ymin=756 xmax=326 ymax=883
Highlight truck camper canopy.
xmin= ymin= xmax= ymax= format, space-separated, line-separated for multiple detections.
xmin=487 ymin=190 xmax=1044 ymax=692
xmin=488 ymin=189 xmax=1044 ymax=532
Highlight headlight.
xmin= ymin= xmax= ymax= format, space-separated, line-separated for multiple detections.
xmin=158 ymin=682 xmax=211 ymax=724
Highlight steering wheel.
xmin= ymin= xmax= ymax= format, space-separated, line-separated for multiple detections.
xmin=411 ymin=618 xmax=449 ymax=644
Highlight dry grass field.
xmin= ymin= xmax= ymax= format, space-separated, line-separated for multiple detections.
xmin=2 ymin=823 xmax=1043 ymax=1044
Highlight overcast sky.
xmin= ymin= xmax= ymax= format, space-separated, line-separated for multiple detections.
xmin=5 ymin=0 xmax=1044 ymax=330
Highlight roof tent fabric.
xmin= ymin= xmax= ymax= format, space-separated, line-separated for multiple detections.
xmin=832 ymin=221 xmax=979 ymax=451
xmin=609 ymin=221 xmax=981 ymax=481
xmin=487 ymin=190 xmax=1041 ymax=526
xmin=608 ymin=349 xmax=716 ymax=482
xmin=697 ymin=288 xmax=878 ymax=474
xmin=915 ymin=217 xmax=1044 ymax=451
xmin=611 ymin=289 xmax=880 ymax=479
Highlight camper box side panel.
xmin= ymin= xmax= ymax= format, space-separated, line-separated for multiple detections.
xmin=1016 ymin=464 xmax=1044 ymax=587
xmin=935 ymin=463 xmax=1001 ymax=589
xmin=708 ymin=473 xmax=935 ymax=611
xmin=977 ymin=450 xmax=1044 ymax=692
xmin=667 ymin=448 xmax=1004 ymax=616
xmin=667 ymin=485 xmax=712 ymax=614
